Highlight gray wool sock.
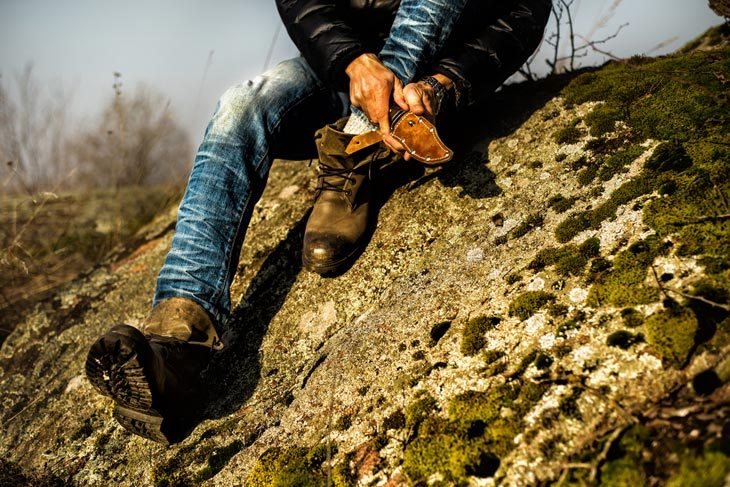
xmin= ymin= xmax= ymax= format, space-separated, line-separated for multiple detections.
xmin=343 ymin=108 xmax=379 ymax=134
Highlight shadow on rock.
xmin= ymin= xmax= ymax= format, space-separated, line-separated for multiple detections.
xmin=203 ymin=214 xmax=309 ymax=420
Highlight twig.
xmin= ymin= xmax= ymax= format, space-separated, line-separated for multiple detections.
xmin=664 ymin=213 xmax=730 ymax=226
xmin=1 ymin=392 xmax=44 ymax=427
xmin=560 ymin=0 xmax=577 ymax=71
xmin=589 ymin=425 xmax=627 ymax=483
xmin=651 ymin=265 xmax=730 ymax=311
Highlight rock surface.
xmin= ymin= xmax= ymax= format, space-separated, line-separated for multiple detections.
xmin=1 ymin=36 xmax=729 ymax=486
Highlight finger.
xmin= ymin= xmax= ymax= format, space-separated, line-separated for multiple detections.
xmin=422 ymin=98 xmax=435 ymax=122
xmin=378 ymin=113 xmax=390 ymax=135
xmin=383 ymin=133 xmax=406 ymax=153
xmin=393 ymin=79 xmax=408 ymax=111
xmin=404 ymin=87 xmax=426 ymax=116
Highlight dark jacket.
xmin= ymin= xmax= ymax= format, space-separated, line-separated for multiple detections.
xmin=276 ymin=0 xmax=552 ymax=108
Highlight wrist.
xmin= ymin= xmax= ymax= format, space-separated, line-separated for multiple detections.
xmin=345 ymin=53 xmax=379 ymax=78
xmin=419 ymin=75 xmax=453 ymax=115
xmin=431 ymin=73 xmax=454 ymax=92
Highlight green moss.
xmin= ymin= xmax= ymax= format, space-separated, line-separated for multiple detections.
xmin=461 ymin=316 xmax=501 ymax=356
xmin=511 ymin=213 xmax=544 ymax=239
xmin=576 ymin=164 xmax=600 ymax=186
xmin=587 ymin=238 xmax=665 ymax=307
xmin=382 ymin=410 xmax=406 ymax=431
xmin=606 ymin=330 xmax=645 ymax=349
xmin=484 ymin=349 xmax=505 ymax=365
xmin=667 ymin=451 xmax=730 ymax=487
xmin=545 ymin=303 xmax=567 ymax=318
xmin=555 ymin=212 xmax=591 ymax=243
xmin=247 ymin=447 xmax=322 ymax=487
xmin=584 ymin=104 xmax=623 ymax=136
xmin=621 ymin=308 xmax=645 ymax=328
xmin=597 ymin=144 xmax=645 ymax=181
xmin=529 ymin=238 xmax=599 ymax=276
xmin=509 ymin=291 xmax=556 ymax=320
xmin=547 ymin=194 xmax=577 ymax=213
xmin=645 ymin=141 xmax=692 ymax=172
xmin=643 ymin=157 xmax=730 ymax=260
xmin=332 ymin=452 xmax=357 ymax=487
xmin=335 ymin=414 xmax=353 ymax=431
xmin=563 ymin=49 xmax=728 ymax=142
xmin=505 ymin=273 xmax=523 ymax=285
xmin=559 ymin=49 xmax=730 ymax=254
xmin=554 ymin=124 xmax=583 ymax=145
xmin=514 ymin=349 xmax=539 ymax=377
xmin=590 ymin=176 xmax=654 ymax=227
xmin=405 ymin=393 xmax=438 ymax=429
xmin=644 ymin=302 xmax=699 ymax=367
xmin=404 ymin=381 xmax=547 ymax=484
xmin=600 ymin=456 xmax=647 ymax=486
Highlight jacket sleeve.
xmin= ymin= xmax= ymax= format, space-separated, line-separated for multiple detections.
xmin=433 ymin=0 xmax=552 ymax=108
xmin=275 ymin=0 xmax=369 ymax=91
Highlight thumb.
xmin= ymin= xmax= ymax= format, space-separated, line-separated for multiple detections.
xmin=393 ymin=79 xmax=408 ymax=111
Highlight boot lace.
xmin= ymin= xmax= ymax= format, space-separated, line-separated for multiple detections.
xmin=316 ymin=161 xmax=356 ymax=196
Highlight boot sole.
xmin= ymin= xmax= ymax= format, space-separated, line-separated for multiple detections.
xmin=85 ymin=324 xmax=171 ymax=444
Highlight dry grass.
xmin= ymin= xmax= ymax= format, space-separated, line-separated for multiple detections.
xmin=0 ymin=184 xmax=182 ymax=344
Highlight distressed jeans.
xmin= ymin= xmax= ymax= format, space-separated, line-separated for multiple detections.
xmin=154 ymin=0 xmax=469 ymax=327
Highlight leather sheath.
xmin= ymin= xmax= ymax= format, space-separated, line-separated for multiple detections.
xmin=345 ymin=108 xmax=453 ymax=165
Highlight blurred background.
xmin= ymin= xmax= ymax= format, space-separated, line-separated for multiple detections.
xmin=0 ymin=0 xmax=724 ymax=339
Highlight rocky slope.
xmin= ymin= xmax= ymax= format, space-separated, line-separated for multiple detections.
xmin=1 ymin=33 xmax=728 ymax=486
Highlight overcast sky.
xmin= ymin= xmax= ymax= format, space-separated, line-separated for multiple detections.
xmin=0 ymin=0 xmax=723 ymax=138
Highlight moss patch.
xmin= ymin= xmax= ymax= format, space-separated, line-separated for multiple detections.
xmin=563 ymin=49 xmax=728 ymax=142
xmin=403 ymin=380 xmax=547 ymax=484
xmin=557 ymin=47 xmax=730 ymax=245
xmin=621 ymin=308 xmax=644 ymax=327
xmin=644 ymin=302 xmax=699 ymax=367
xmin=405 ymin=393 xmax=439 ymax=430
xmin=584 ymin=104 xmax=623 ymax=136
xmin=461 ymin=316 xmax=501 ymax=356
xmin=247 ymin=444 xmax=337 ymax=486
xmin=547 ymin=194 xmax=577 ymax=213
xmin=529 ymin=237 xmax=601 ymax=276
xmin=512 ymin=213 xmax=544 ymax=239
xmin=666 ymin=450 xmax=730 ymax=487
xmin=554 ymin=121 xmax=583 ymax=145
xmin=586 ymin=238 xmax=666 ymax=307
xmin=509 ymin=291 xmax=556 ymax=320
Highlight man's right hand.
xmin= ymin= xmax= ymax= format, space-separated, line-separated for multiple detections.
xmin=345 ymin=53 xmax=408 ymax=135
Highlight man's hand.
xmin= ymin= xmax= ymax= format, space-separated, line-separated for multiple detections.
xmin=383 ymin=74 xmax=453 ymax=160
xmin=346 ymin=53 xmax=407 ymax=135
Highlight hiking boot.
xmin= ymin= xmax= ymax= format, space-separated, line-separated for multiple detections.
xmin=85 ymin=298 xmax=222 ymax=444
xmin=303 ymin=118 xmax=391 ymax=275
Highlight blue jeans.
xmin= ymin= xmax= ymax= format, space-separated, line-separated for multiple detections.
xmin=154 ymin=0 xmax=468 ymax=326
